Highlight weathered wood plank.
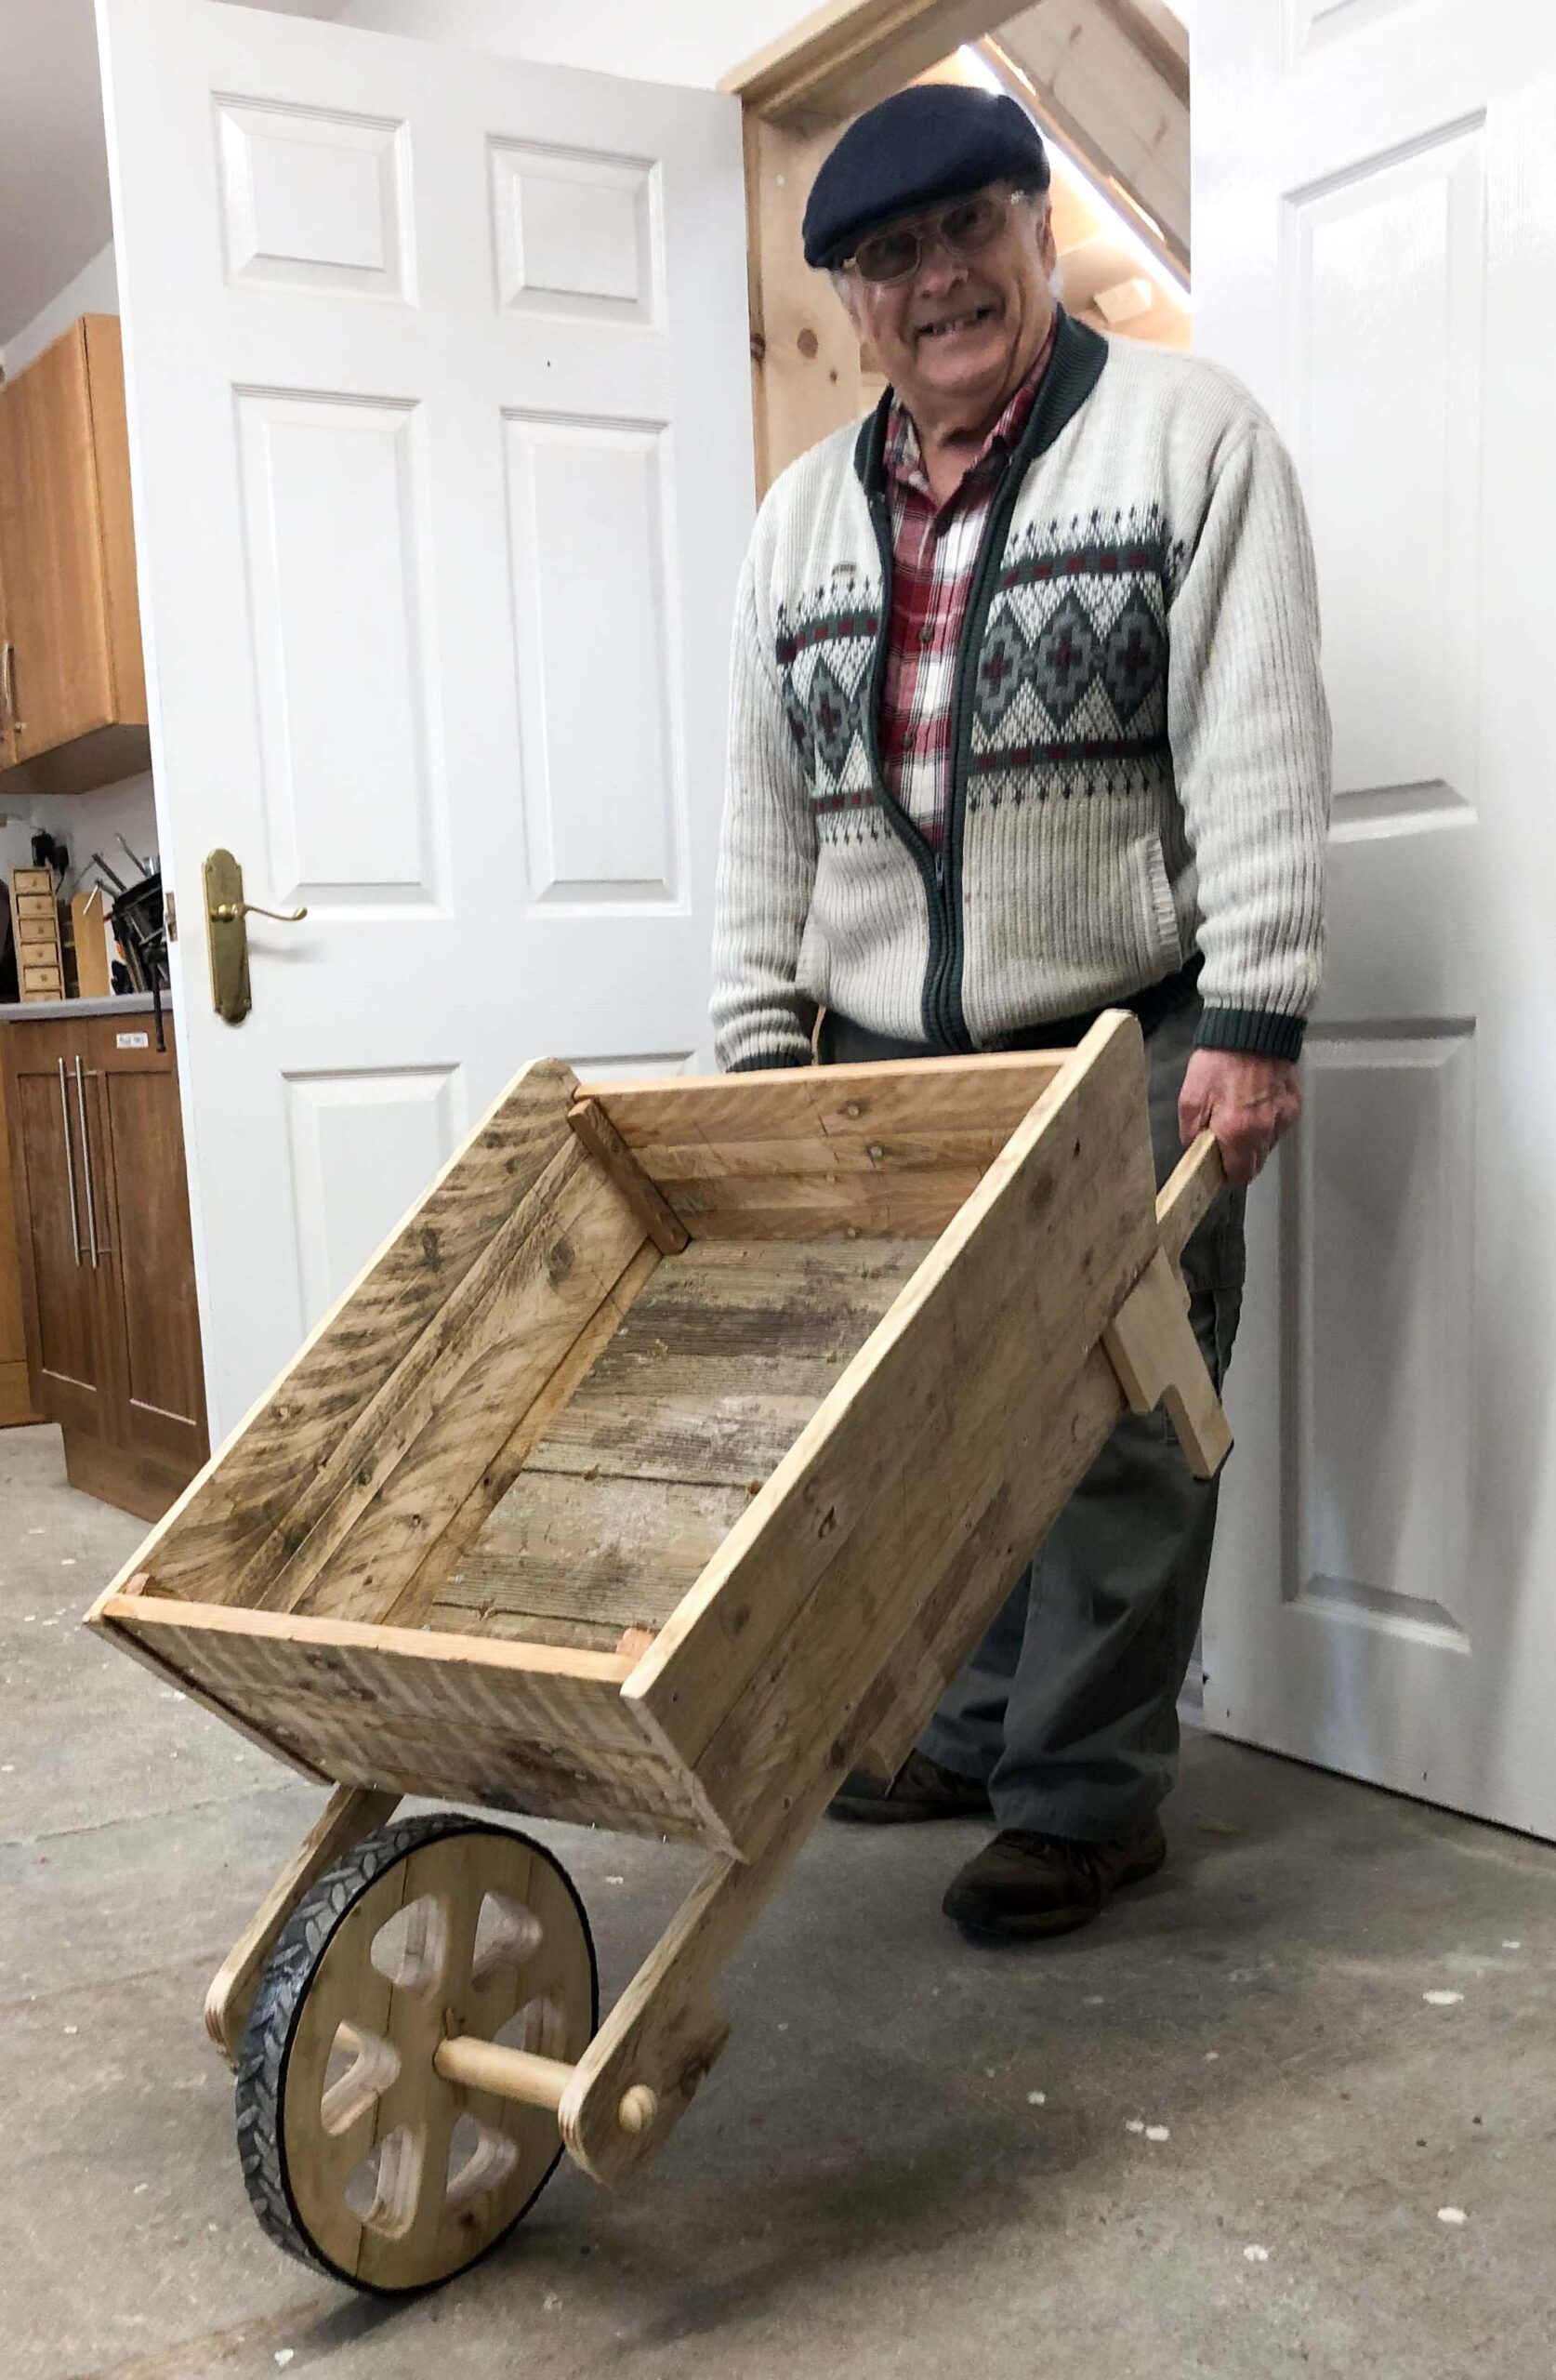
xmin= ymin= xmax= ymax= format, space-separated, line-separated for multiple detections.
xmin=634 ymin=1129 xmax=1013 ymax=1181
xmin=864 ymin=1150 xmax=1236 ymax=1778
xmin=661 ymin=1168 xmax=988 ymax=1239
xmin=531 ymin=1385 xmax=826 ymax=1488
xmin=380 ymin=1238 xmax=663 ymax=1627
xmin=284 ymin=1152 xmax=648 ymax=1622
xmin=521 ymin=1233 xmax=927 ymax=1488
xmin=587 ymin=1053 xmax=1062 ymax=1152
xmin=424 ymin=1228 xmax=929 ymax=1642
xmin=629 ymin=1018 xmax=1160 ymax=1854
xmin=596 ymin=1057 xmax=1049 ymax=1243
xmin=568 ymin=1097 xmax=690 ymax=1254
xmin=98 ymin=1597 xmax=732 ymax=1849
xmin=436 ymin=1472 xmax=751 ymax=1635
xmin=89 ymin=1058 xmax=581 ymax=1612
xmin=425 ymin=1606 xmax=628 ymax=1655
xmin=592 ymin=1234 xmax=926 ymax=1353
xmin=858 ymin=1342 xmax=1127 ymax=1781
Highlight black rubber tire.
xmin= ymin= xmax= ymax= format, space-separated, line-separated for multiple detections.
xmin=234 ymin=1813 xmax=597 ymax=2295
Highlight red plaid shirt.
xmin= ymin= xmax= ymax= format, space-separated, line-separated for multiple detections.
xmin=879 ymin=319 xmax=1059 ymax=850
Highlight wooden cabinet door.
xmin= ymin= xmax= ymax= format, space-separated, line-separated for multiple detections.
xmin=88 ymin=1013 xmax=208 ymax=1478
xmin=0 ymin=324 xmax=115 ymax=759
xmin=1 ymin=1020 xmax=112 ymax=1435
xmin=0 ymin=317 xmax=149 ymax=791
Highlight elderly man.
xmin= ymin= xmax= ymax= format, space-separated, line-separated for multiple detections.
xmin=710 ymin=85 xmax=1330 ymax=1941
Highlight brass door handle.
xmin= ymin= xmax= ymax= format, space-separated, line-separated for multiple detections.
xmin=211 ymin=898 xmax=309 ymax=925
xmin=204 ymin=849 xmax=309 ymax=1025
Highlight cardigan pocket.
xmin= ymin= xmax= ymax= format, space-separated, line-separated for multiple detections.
xmin=1135 ymin=829 xmax=1183 ymax=975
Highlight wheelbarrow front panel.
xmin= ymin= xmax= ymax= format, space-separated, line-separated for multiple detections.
xmin=629 ymin=1014 xmax=1159 ymax=1856
xmin=94 ymin=1596 xmax=730 ymax=1845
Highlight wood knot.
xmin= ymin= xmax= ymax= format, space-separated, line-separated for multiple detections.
xmin=797 ymin=327 xmax=819 ymax=359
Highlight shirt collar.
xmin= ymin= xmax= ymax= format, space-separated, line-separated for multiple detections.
xmin=886 ymin=311 xmax=1061 ymax=503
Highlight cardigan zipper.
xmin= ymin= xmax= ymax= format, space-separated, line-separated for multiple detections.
xmin=861 ymin=487 xmax=956 ymax=1048
xmin=852 ymin=314 xmax=1111 ymax=1052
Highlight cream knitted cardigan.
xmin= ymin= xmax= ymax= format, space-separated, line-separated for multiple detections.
xmin=710 ymin=313 xmax=1331 ymax=1072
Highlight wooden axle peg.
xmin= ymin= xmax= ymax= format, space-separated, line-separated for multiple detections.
xmin=433 ymin=2034 xmax=657 ymax=2135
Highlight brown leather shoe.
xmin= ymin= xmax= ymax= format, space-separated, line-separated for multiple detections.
xmin=943 ymin=1817 xmax=1167 ymax=1938
xmin=831 ymin=1748 xmax=994 ymax=1825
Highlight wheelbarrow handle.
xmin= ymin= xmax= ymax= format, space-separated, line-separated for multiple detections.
xmin=1156 ymin=1130 xmax=1227 ymax=1266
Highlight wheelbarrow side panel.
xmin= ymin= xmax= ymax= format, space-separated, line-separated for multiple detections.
xmin=85 ymin=1055 xmax=591 ymax=1616
xmin=628 ymin=1014 xmax=1159 ymax=1858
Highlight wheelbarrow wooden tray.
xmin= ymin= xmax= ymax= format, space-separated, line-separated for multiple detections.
xmin=90 ymin=1013 xmax=1222 ymax=1866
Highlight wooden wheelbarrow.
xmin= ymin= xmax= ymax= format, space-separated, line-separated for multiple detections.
xmin=86 ymin=1011 xmax=1230 ymax=2294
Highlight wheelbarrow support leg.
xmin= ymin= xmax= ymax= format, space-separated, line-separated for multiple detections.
xmin=205 ymin=1783 xmax=400 ymax=2065
xmin=560 ymin=1703 xmax=888 ymax=2188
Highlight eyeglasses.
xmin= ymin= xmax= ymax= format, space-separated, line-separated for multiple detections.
xmin=841 ymin=186 xmax=1030 ymax=287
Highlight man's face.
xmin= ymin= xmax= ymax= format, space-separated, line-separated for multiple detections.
xmin=839 ymin=183 xmax=1059 ymax=421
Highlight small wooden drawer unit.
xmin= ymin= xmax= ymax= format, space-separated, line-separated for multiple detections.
xmin=8 ymin=867 xmax=66 ymax=1002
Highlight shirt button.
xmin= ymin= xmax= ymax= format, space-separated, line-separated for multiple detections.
xmin=918 ymin=624 xmax=933 ymax=647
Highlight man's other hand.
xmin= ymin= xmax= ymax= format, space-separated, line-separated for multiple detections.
xmin=1179 ymin=1049 xmax=1301 ymax=1187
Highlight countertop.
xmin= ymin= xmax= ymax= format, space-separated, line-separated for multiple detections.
xmin=0 ymin=993 xmax=161 ymax=1020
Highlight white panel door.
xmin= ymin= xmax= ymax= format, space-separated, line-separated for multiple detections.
xmin=94 ymin=0 xmax=750 ymax=1436
xmin=1193 ymin=0 xmax=1556 ymax=1831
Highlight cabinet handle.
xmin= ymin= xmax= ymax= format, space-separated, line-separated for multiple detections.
xmin=57 ymin=1060 xmax=82 ymax=1266
xmin=2 ymin=641 xmax=23 ymax=734
xmin=73 ymin=1057 xmax=99 ymax=1269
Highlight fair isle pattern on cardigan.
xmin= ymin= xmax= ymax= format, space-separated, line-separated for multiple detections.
xmin=713 ymin=315 xmax=1332 ymax=1072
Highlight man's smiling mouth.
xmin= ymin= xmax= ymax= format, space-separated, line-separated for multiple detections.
xmin=917 ymin=301 xmax=999 ymax=342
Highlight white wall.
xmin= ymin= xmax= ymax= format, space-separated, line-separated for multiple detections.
xmin=337 ymin=0 xmax=815 ymax=87
xmin=0 ymin=239 xmax=117 ymax=377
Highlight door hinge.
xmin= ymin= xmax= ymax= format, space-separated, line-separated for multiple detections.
xmin=165 ymin=890 xmax=178 ymax=945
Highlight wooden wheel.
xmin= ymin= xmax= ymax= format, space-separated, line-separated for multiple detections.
xmin=235 ymin=1815 xmax=597 ymax=2294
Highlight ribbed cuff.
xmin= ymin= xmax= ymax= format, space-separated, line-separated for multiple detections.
xmin=1194 ymin=1005 xmax=1306 ymax=1062
xmin=724 ymin=1050 xmax=812 ymax=1074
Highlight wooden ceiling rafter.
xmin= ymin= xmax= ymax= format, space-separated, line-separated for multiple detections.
xmin=722 ymin=0 xmax=1018 ymax=119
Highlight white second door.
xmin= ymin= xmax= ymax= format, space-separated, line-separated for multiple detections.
xmin=1193 ymin=0 xmax=1556 ymax=1833
xmin=95 ymin=0 xmax=753 ymax=1438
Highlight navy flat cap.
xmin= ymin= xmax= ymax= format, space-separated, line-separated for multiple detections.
xmin=802 ymin=84 xmax=1049 ymax=271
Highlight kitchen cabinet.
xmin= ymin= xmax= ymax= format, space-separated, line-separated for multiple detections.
xmin=0 ymin=316 xmax=151 ymax=796
xmin=2 ymin=1007 xmax=207 ymax=1517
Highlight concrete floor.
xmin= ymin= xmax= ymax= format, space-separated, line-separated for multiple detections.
xmin=6 ymin=1421 xmax=1556 ymax=2380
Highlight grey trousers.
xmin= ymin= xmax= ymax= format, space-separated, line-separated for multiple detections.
xmin=916 ymin=998 xmax=1246 ymax=1839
